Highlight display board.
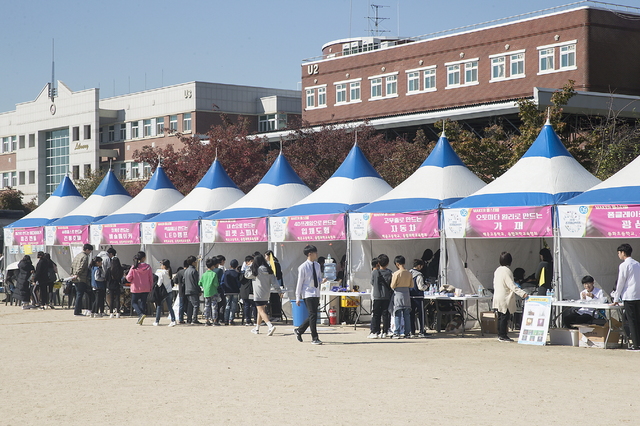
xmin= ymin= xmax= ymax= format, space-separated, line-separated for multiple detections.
xmin=518 ymin=296 xmax=552 ymax=346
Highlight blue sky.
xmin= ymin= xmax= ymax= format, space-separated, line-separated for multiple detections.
xmin=0 ymin=0 xmax=597 ymax=112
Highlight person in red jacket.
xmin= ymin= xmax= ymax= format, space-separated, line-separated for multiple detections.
xmin=126 ymin=251 xmax=153 ymax=325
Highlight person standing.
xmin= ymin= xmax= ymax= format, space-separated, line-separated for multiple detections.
xmin=154 ymin=259 xmax=177 ymax=327
xmin=90 ymin=256 xmax=106 ymax=317
xmin=409 ymin=259 xmax=429 ymax=337
xmin=614 ymin=243 xmax=640 ymax=350
xmin=72 ymin=244 xmax=93 ymax=316
xmin=493 ymin=252 xmax=528 ymax=342
xmin=106 ymin=253 xmax=123 ymax=318
xmin=17 ymin=255 xmax=35 ymax=309
xmin=221 ymin=259 xmax=241 ymax=325
xmin=390 ymin=255 xmax=413 ymax=339
xmin=535 ymin=248 xmax=554 ymax=296
xmin=34 ymin=252 xmax=55 ymax=310
xmin=240 ymin=255 xmax=255 ymax=326
xmin=245 ymin=254 xmax=276 ymax=336
xmin=173 ymin=261 xmax=189 ymax=324
xmin=294 ymin=245 xmax=324 ymax=345
xmin=367 ymin=254 xmax=393 ymax=339
xmin=126 ymin=251 xmax=154 ymax=325
xmin=265 ymin=250 xmax=284 ymax=321
xmin=184 ymin=255 xmax=202 ymax=325
xmin=200 ymin=257 xmax=221 ymax=326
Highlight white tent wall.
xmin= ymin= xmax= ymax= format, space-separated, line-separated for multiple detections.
xmin=202 ymin=243 xmax=269 ymax=267
xmin=446 ymin=238 xmax=552 ymax=292
xmin=50 ymin=246 xmax=74 ymax=278
xmin=145 ymin=244 xmax=200 ymax=272
xmin=97 ymin=245 xmax=143 ymax=268
xmin=560 ymin=238 xmax=623 ymax=300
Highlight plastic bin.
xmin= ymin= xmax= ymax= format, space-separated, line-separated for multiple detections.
xmin=290 ymin=300 xmax=309 ymax=327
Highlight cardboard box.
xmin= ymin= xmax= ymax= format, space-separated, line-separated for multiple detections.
xmin=481 ymin=311 xmax=497 ymax=334
xmin=549 ymin=328 xmax=579 ymax=346
xmin=578 ymin=321 xmax=622 ymax=349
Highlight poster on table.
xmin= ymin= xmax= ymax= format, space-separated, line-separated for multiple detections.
xmin=141 ymin=220 xmax=199 ymax=244
xmin=3 ymin=227 xmax=45 ymax=246
xmin=200 ymin=217 xmax=267 ymax=243
xmin=444 ymin=206 xmax=553 ymax=238
xmin=90 ymin=223 xmax=141 ymax=246
xmin=269 ymin=213 xmax=345 ymax=242
xmin=349 ymin=210 xmax=439 ymax=240
xmin=518 ymin=296 xmax=552 ymax=346
xmin=558 ymin=204 xmax=640 ymax=238
xmin=45 ymin=225 xmax=90 ymax=245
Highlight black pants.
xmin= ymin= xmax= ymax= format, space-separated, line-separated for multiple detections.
xmin=563 ymin=310 xmax=593 ymax=328
xmin=497 ymin=309 xmax=511 ymax=338
xmin=216 ymin=294 xmax=226 ymax=323
xmin=74 ymin=282 xmax=90 ymax=315
xmin=624 ymin=300 xmax=640 ymax=349
xmin=269 ymin=292 xmax=282 ymax=320
xmin=243 ymin=299 xmax=256 ymax=324
xmin=370 ymin=299 xmax=391 ymax=335
xmin=39 ymin=281 xmax=53 ymax=306
xmin=298 ymin=297 xmax=319 ymax=340
xmin=92 ymin=288 xmax=105 ymax=314
xmin=410 ymin=298 xmax=425 ymax=334
xmin=108 ymin=288 xmax=121 ymax=312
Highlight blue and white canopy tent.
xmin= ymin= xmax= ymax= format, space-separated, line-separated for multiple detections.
xmin=444 ymin=120 xmax=600 ymax=297
xmin=91 ymin=166 xmax=184 ymax=263
xmin=558 ymin=154 xmax=640 ymax=299
xmin=271 ymin=143 xmax=392 ymax=290
xmin=142 ymin=158 xmax=245 ymax=269
xmin=350 ymin=131 xmax=486 ymax=292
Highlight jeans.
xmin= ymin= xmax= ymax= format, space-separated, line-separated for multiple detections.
xmin=186 ymin=294 xmax=200 ymax=322
xmin=217 ymin=294 xmax=226 ymax=323
xmin=624 ymin=300 xmax=640 ymax=348
xmin=497 ymin=309 xmax=511 ymax=338
xmin=298 ymin=297 xmax=319 ymax=340
xmin=410 ymin=298 xmax=425 ymax=334
xmin=92 ymin=288 xmax=105 ymax=314
xmin=131 ymin=292 xmax=148 ymax=318
xmin=74 ymin=282 xmax=90 ymax=315
xmin=204 ymin=296 xmax=218 ymax=321
xmin=156 ymin=293 xmax=176 ymax=323
xmin=394 ymin=307 xmax=411 ymax=336
xmin=242 ymin=299 xmax=256 ymax=324
xmin=370 ymin=299 xmax=391 ymax=335
xmin=224 ymin=294 xmax=239 ymax=323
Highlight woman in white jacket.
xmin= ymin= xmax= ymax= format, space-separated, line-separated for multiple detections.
xmin=493 ymin=252 xmax=528 ymax=342
xmin=154 ymin=259 xmax=177 ymax=327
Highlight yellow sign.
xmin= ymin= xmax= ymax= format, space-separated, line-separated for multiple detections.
xmin=23 ymin=244 xmax=33 ymax=255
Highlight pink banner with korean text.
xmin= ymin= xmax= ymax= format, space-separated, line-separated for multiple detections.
xmin=141 ymin=221 xmax=199 ymax=244
xmin=558 ymin=204 xmax=640 ymax=238
xmin=90 ymin=223 xmax=141 ymax=246
xmin=200 ymin=217 xmax=267 ymax=243
xmin=3 ymin=227 xmax=44 ymax=246
xmin=349 ymin=211 xmax=440 ymax=240
xmin=269 ymin=213 xmax=345 ymax=242
xmin=45 ymin=225 xmax=90 ymax=245
xmin=444 ymin=206 xmax=553 ymax=238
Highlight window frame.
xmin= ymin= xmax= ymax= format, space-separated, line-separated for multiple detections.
xmin=446 ymin=64 xmax=461 ymax=87
xmin=131 ymin=121 xmax=139 ymax=139
xmin=349 ymin=81 xmax=361 ymax=102
xmin=539 ymin=48 xmax=555 ymax=73
xmin=491 ymin=56 xmax=506 ymax=81
xmin=306 ymin=89 xmax=315 ymax=108
xmin=156 ymin=118 xmax=164 ymax=136
xmin=560 ymin=44 xmax=576 ymax=69
xmin=370 ymin=77 xmax=382 ymax=99
xmin=183 ymin=113 xmax=192 ymax=133
xmin=143 ymin=119 xmax=152 ymax=137
xmin=510 ymin=52 xmax=525 ymax=77
xmin=317 ymin=86 xmax=326 ymax=107
xmin=407 ymin=71 xmax=420 ymax=93
xmin=169 ymin=115 xmax=178 ymax=131
xmin=335 ymin=83 xmax=347 ymax=104
xmin=464 ymin=61 xmax=478 ymax=85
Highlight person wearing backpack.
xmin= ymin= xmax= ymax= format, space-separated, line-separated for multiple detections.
xmin=367 ymin=254 xmax=393 ymax=339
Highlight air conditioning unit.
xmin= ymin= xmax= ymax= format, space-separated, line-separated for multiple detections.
xmin=380 ymin=41 xmax=396 ymax=49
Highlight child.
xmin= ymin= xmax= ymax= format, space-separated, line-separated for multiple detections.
xmin=90 ymin=256 xmax=106 ymax=318
xmin=390 ymin=255 xmax=413 ymax=339
xmin=199 ymin=257 xmax=220 ymax=326
xmin=368 ymin=254 xmax=392 ymax=339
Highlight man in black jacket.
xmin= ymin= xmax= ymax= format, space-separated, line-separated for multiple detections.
xmin=183 ymin=256 xmax=201 ymax=325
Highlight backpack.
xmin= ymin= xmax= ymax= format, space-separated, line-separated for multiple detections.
xmin=153 ymin=273 xmax=159 ymax=286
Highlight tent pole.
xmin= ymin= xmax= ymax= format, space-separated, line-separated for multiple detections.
xmin=345 ymin=213 xmax=351 ymax=290
xmin=439 ymin=208 xmax=447 ymax=287
xmin=553 ymin=206 xmax=562 ymax=301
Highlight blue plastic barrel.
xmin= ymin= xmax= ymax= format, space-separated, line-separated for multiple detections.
xmin=290 ymin=300 xmax=309 ymax=327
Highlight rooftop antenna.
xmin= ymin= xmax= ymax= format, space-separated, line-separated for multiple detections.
xmin=441 ymin=119 xmax=446 ymax=137
xmin=368 ymin=4 xmax=390 ymax=36
xmin=49 ymin=39 xmax=57 ymax=102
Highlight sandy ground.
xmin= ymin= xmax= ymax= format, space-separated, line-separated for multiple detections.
xmin=1 ymin=303 xmax=639 ymax=426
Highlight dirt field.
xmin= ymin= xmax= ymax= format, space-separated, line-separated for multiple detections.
xmin=2 ymin=303 xmax=639 ymax=426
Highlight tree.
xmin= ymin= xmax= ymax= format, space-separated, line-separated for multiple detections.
xmin=75 ymin=169 xmax=108 ymax=198
xmin=0 ymin=188 xmax=35 ymax=213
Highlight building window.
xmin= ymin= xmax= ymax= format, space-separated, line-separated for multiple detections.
xmin=131 ymin=121 xmax=139 ymax=139
xmin=143 ymin=119 xmax=152 ymax=137
xmin=350 ymin=81 xmax=361 ymax=101
xmin=11 ymin=136 xmax=17 ymax=151
xmin=447 ymin=65 xmax=460 ymax=86
xmin=306 ymin=89 xmax=315 ymax=108
xmin=99 ymin=127 xmax=104 ymax=143
xmin=1 ymin=137 xmax=9 ymax=153
xmin=407 ymin=72 xmax=420 ymax=93
xmin=318 ymin=87 xmax=326 ymax=107
xmin=156 ymin=117 xmax=164 ymax=135
xmin=385 ymin=75 xmax=397 ymax=96
xmin=143 ymin=162 xmax=151 ymax=179
xmin=119 ymin=163 xmax=127 ymax=180
xmin=2 ymin=173 xmax=9 ymax=188
xmin=84 ymin=164 xmax=91 ymax=178
xmin=45 ymin=128 xmax=70 ymax=197
xmin=130 ymin=162 xmax=140 ymax=179
xmin=424 ymin=68 xmax=436 ymax=90
xmin=511 ymin=53 xmax=525 ymax=77
xmin=19 ymin=135 xmax=25 ymax=149
xmin=183 ymin=113 xmax=192 ymax=132
xmin=169 ymin=115 xmax=178 ymax=131
xmin=72 ymin=126 xmax=80 ymax=141
xmin=336 ymin=84 xmax=347 ymax=103
xmin=465 ymin=61 xmax=478 ymax=84
xmin=491 ymin=57 xmax=505 ymax=80
xmin=108 ymin=125 xmax=115 ymax=142
xmin=259 ymin=114 xmax=277 ymax=132
xmin=11 ymin=171 xmax=16 ymax=187
xmin=120 ymin=124 xmax=126 ymax=141
xmin=370 ymin=78 xmax=382 ymax=98
xmin=539 ymin=48 xmax=554 ymax=72
xmin=84 ymin=125 xmax=91 ymax=140
xmin=28 ymin=134 xmax=35 ymax=148
xmin=19 ymin=171 xmax=25 ymax=186
xmin=560 ymin=44 xmax=576 ymax=69
xmin=29 ymin=170 xmax=35 ymax=185
xmin=72 ymin=165 xmax=80 ymax=180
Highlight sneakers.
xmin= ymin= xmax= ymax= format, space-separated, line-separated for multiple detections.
xmin=404 ymin=334 xmax=411 ymax=339
xmin=115 ymin=313 xmax=120 ymax=319
xmin=380 ymin=333 xmax=388 ymax=339
xmin=245 ymin=321 xmax=254 ymax=327
xmin=137 ymin=314 xmax=146 ymax=325
xmin=311 ymin=339 xmax=323 ymax=345
xmin=192 ymin=320 xmax=202 ymax=325
xmin=367 ymin=333 xmax=379 ymax=339
xmin=109 ymin=313 xmax=114 ymax=318
xmin=251 ymin=327 xmax=260 ymax=335
xmin=213 ymin=322 xmax=222 ymax=326
xmin=168 ymin=321 xmax=177 ymax=327
xmin=153 ymin=322 xmax=159 ymax=326
xmin=22 ymin=305 xmax=32 ymax=310
xmin=498 ymin=336 xmax=514 ymax=342
xmin=206 ymin=320 xmax=212 ymax=326
xmin=392 ymin=334 xmax=403 ymax=339
xmin=294 ymin=328 xmax=303 ymax=342
xmin=267 ymin=326 xmax=276 ymax=336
